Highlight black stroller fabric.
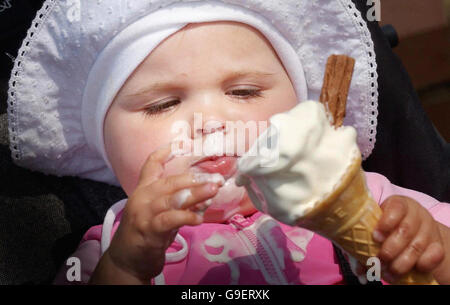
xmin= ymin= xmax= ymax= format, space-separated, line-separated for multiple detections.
xmin=0 ymin=0 xmax=448 ymax=284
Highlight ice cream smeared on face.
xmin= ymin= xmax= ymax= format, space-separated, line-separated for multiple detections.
xmin=186 ymin=130 xmax=246 ymax=221
xmin=236 ymin=100 xmax=360 ymax=225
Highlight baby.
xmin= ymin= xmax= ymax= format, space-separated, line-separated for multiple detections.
xmin=94 ymin=20 xmax=299 ymax=283
xmin=79 ymin=21 xmax=450 ymax=285
xmin=7 ymin=0 xmax=450 ymax=285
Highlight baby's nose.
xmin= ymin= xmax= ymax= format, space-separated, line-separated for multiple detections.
xmin=196 ymin=119 xmax=226 ymax=136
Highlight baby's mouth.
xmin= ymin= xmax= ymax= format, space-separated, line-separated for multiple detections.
xmin=190 ymin=155 xmax=246 ymax=220
xmin=190 ymin=155 xmax=238 ymax=180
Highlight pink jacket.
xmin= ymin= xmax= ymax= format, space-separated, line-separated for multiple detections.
xmin=53 ymin=172 xmax=450 ymax=285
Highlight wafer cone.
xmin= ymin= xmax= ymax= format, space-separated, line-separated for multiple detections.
xmin=296 ymin=153 xmax=438 ymax=285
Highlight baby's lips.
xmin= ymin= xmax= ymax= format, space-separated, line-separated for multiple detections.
xmin=193 ymin=156 xmax=237 ymax=178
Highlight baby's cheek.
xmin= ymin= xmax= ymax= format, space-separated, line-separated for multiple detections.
xmin=116 ymin=146 xmax=159 ymax=195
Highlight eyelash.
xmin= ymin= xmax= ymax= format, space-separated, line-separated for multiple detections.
xmin=143 ymin=99 xmax=180 ymax=117
xmin=227 ymin=89 xmax=264 ymax=100
xmin=142 ymin=89 xmax=264 ymax=117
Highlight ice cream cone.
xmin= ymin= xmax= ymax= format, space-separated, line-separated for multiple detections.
xmin=296 ymin=153 xmax=438 ymax=285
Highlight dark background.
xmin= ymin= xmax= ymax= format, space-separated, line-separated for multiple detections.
xmin=0 ymin=0 xmax=448 ymax=284
xmin=380 ymin=0 xmax=450 ymax=142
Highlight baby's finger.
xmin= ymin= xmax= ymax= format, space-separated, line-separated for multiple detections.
xmin=377 ymin=196 xmax=409 ymax=234
xmin=144 ymin=172 xmax=224 ymax=198
xmin=151 ymin=183 xmax=219 ymax=214
xmin=138 ymin=143 xmax=174 ymax=187
xmin=416 ymin=242 xmax=445 ymax=273
xmin=387 ymin=220 xmax=430 ymax=275
xmin=377 ymin=206 xmax=419 ymax=263
xmin=152 ymin=210 xmax=203 ymax=234
xmin=172 ymin=183 xmax=219 ymax=209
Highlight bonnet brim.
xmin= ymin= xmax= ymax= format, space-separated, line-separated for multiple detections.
xmin=7 ymin=0 xmax=378 ymax=186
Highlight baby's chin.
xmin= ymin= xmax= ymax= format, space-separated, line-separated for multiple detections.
xmin=202 ymin=194 xmax=257 ymax=223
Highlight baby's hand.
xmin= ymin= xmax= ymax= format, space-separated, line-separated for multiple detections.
xmin=374 ymin=196 xmax=448 ymax=283
xmin=90 ymin=145 xmax=222 ymax=284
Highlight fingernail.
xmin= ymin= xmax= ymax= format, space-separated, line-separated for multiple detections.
xmin=373 ymin=230 xmax=386 ymax=243
xmin=170 ymin=140 xmax=192 ymax=157
xmin=193 ymin=173 xmax=225 ymax=185
xmin=164 ymin=151 xmax=175 ymax=163
xmin=158 ymin=143 xmax=175 ymax=162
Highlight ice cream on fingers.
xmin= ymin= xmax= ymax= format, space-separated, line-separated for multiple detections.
xmin=236 ymin=55 xmax=438 ymax=285
xmin=170 ymin=128 xmax=246 ymax=221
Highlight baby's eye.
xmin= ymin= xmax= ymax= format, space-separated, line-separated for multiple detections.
xmin=143 ymin=99 xmax=180 ymax=117
xmin=226 ymin=88 xmax=263 ymax=100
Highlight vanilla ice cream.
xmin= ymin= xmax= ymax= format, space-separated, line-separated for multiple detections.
xmin=236 ymin=100 xmax=360 ymax=225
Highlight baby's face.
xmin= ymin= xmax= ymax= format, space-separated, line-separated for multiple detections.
xmin=104 ymin=21 xmax=297 ymax=221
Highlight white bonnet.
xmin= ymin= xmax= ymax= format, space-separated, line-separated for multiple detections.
xmin=7 ymin=0 xmax=378 ymax=187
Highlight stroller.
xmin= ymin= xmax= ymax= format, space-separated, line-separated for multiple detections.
xmin=0 ymin=0 xmax=448 ymax=284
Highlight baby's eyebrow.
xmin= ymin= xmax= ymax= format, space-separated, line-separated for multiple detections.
xmin=127 ymin=70 xmax=277 ymax=97
xmin=225 ymin=70 xmax=277 ymax=80
xmin=127 ymin=82 xmax=183 ymax=97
